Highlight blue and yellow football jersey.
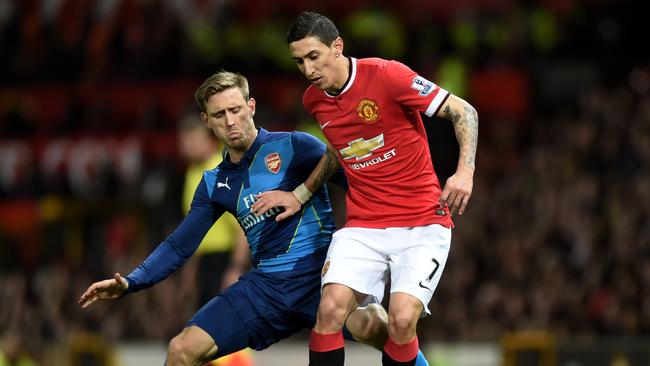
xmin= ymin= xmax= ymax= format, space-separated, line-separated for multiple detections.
xmin=125 ymin=129 xmax=336 ymax=292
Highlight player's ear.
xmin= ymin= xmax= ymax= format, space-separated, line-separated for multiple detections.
xmin=248 ymin=98 xmax=256 ymax=118
xmin=200 ymin=112 xmax=209 ymax=126
xmin=332 ymin=37 xmax=344 ymax=57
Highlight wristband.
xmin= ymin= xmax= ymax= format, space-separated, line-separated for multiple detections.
xmin=292 ymin=183 xmax=313 ymax=205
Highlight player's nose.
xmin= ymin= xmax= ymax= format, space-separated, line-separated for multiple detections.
xmin=224 ymin=112 xmax=235 ymax=126
xmin=304 ymin=61 xmax=316 ymax=77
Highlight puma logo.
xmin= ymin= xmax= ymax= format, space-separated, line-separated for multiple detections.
xmin=217 ymin=177 xmax=231 ymax=190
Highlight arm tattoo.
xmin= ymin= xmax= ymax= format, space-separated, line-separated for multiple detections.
xmin=312 ymin=149 xmax=340 ymax=190
xmin=320 ymin=149 xmax=340 ymax=184
xmin=442 ymin=103 xmax=479 ymax=169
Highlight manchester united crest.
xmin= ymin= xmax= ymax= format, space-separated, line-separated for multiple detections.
xmin=321 ymin=260 xmax=330 ymax=277
xmin=356 ymin=98 xmax=379 ymax=123
xmin=265 ymin=153 xmax=281 ymax=173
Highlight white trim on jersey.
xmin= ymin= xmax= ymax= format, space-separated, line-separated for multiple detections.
xmin=424 ymin=88 xmax=450 ymax=117
xmin=340 ymin=57 xmax=357 ymax=95
xmin=324 ymin=57 xmax=358 ymax=98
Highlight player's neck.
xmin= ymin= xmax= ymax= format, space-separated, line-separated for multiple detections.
xmin=228 ymin=150 xmax=243 ymax=163
xmin=327 ymin=56 xmax=351 ymax=95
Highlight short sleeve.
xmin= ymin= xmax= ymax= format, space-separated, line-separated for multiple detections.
xmin=382 ymin=60 xmax=450 ymax=117
xmin=291 ymin=131 xmax=327 ymax=173
xmin=290 ymin=131 xmax=347 ymax=189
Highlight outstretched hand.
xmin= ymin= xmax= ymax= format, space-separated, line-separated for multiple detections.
xmin=439 ymin=168 xmax=474 ymax=216
xmin=252 ymin=190 xmax=302 ymax=221
xmin=78 ymin=272 xmax=129 ymax=309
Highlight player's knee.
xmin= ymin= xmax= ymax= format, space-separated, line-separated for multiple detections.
xmin=167 ymin=335 xmax=197 ymax=365
xmin=349 ymin=304 xmax=388 ymax=348
xmin=359 ymin=304 xmax=388 ymax=340
xmin=387 ymin=311 xmax=418 ymax=341
xmin=316 ymin=297 xmax=350 ymax=330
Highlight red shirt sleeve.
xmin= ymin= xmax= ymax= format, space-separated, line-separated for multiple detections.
xmin=381 ymin=60 xmax=450 ymax=117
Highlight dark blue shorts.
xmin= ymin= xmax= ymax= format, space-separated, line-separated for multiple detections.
xmin=187 ymin=267 xmax=323 ymax=357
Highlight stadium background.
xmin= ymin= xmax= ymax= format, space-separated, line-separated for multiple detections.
xmin=0 ymin=0 xmax=648 ymax=365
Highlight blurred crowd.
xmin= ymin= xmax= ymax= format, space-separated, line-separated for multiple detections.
xmin=427 ymin=85 xmax=650 ymax=341
xmin=1 ymin=0 xmax=649 ymax=364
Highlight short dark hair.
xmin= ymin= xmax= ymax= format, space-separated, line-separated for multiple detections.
xmin=286 ymin=11 xmax=340 ymax=46
xmin=194 ymin=71 xmax=249 ymax=113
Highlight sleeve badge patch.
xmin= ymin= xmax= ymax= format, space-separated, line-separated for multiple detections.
xmin=411 ymin=75 xmax=435 ymax=96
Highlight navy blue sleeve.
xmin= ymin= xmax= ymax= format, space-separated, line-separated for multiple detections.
xmin=291 ymin=131 xmax=348 ymax=189
xmin=124 ymin=179 xmax=224 ymax=293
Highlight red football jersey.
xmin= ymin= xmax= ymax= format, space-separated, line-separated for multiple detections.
xmin=303 ymin=57 xmax=454 ymax=229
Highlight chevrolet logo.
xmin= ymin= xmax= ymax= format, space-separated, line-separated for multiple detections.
xmin=339 ymin=134 xmax=384 ymax=160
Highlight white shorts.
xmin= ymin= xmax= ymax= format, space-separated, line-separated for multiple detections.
xmin=321 ymin=224 xmax=451 ymax=315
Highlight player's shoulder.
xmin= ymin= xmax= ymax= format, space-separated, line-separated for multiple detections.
xmin=356 ymin=57 xmax=398 ymax=71
xmin=290 ymin=130 xmax=322 ymax=145
xmin=356 ymin=57 xmax=411 ymax=83
xmin=204 ymin=162 xmax=222 ymax=175
xmin=357 ymin=57 xmax=388 ymax=68
xmin=201 ymin=165 xmax=223 ymax=195
xmin=257 ymin=131 xmax=294 ymax=154
xmin=261 ymin=129 xmax=292 ymax=143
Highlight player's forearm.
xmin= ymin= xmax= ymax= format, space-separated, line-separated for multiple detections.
xmin=124 ymin=241 xmax=183 ymax=293
xmin=304 ymin=148 xmax=341 ymax=193
xmin=439 ymin=97 xmax=478 ymax=172
xmin=125 ymin=204 xmax=214 ymax=293
xmin=293 ymin=148 xmax=340 ymax=205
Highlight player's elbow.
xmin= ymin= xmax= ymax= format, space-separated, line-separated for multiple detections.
xmin=465 ymin=103 xmax=479 ymax=123
xmin=455 ymin=96 xmax=478 ymax=122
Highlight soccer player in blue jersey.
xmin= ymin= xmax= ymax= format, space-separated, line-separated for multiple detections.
xmin=78 ymin=71 xmax=430 ymax=366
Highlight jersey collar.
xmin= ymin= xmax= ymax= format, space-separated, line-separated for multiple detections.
xmin=244 ymin=127 xmax=268 ymax=160
xmin=325 ymin=57 xmax=357 ymax=98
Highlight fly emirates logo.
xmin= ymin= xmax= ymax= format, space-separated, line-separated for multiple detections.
xmin=240 ymin=193 xmax=281 ymax=230
xmin=339 ymin=134 xmax=397 ymax=170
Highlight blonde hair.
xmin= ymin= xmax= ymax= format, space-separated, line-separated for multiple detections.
xmin=194 ymin=71 xmax=250 ymax=113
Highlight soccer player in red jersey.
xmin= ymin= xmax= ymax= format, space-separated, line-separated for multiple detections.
xmin=252 ymin=11 xmax=478 ymax=366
